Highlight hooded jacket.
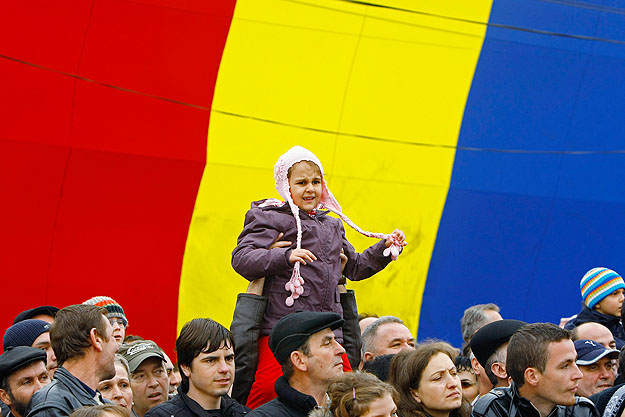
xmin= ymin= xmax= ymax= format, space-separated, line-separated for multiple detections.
xmin=471 ymin=383 xmax=598 ymax=417
xmin=564 ymin=306 xmax=625 ymax=347
xmin=144 ymin=390 xmax=249 ymax=417
xmin=232 ymin=200 xmax=391 ymax=337
xmin=27 ymin=367 xmax=104 ymax=417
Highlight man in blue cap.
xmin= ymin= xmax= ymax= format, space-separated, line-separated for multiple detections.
xmin=574 ymin=339 xmax=619 ymax=398
xmin=0 ymin=347 xmax=50 ymax=417
xmin=248 ymin=310 xmax=345 ymax=417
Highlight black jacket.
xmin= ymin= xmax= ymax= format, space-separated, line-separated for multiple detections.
xmin=247 ymin=376 xmax=319 ymax=417
xmin=564 ymin=306 xmax=625 ymax=347
xmin=145 ymin=390 xmax=249 ymax=417
xmin=27 ymin=366 xmax=104 ymax=417
xmin=471 ymin=384 xmax=598 ymax=417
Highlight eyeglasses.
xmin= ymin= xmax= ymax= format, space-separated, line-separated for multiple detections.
xmin=109 ymin=318 xmax=126 ymax=328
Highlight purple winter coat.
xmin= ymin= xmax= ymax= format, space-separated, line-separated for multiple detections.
xmin=232 ymin=199 xmax=392 ymax=338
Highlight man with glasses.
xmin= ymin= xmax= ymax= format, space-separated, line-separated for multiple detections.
xmin=83 ymin=296 xmax=129 ymax=344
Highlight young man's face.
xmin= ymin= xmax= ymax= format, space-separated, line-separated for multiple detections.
xmin=595 ymin=289 xmax=625 ymax=317
xmin=301 ymin=328 xmax=346 ymax=385
xmin=130 ymin=357 xmax=168 ymax=417
xmin=31 ymin=332 xmax=58 ymax=376
xmin=534 ymin=340 xmax=583 ymax=408
xmin=0 ymin=361 xmax=50 ymax=417
xmin=576 ymin=357 xmax=615 ymax=397
xmin=183 ymin=342 xmax=235 ymax=404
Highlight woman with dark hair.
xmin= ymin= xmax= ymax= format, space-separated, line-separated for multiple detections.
xmin=309 ymin=372 xmax=397 ymax=417
xmin=389 ymin=342 xmax=470 ymax=417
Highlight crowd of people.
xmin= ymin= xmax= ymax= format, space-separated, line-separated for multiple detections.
xmin=1 ymin=146 xmax=625 ymax=417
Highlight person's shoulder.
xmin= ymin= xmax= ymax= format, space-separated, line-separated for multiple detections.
xmin=246 ymin=398 xmax=286 ymax=417
xmin=472 ymin=388 xmax=511 ymax=417
xmin=569 ymin=396 xmax=599 ymax=417
xmin=145 ymin=396 xmax=187 ymax=417
xmin=221 ymin=395 xmax=250 ymax=416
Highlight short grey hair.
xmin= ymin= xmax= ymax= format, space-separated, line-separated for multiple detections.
xmin=484 ymin=343 xmax=507 ymax=386
xmin=362 ymin=316 xmax=404 ymax=355
xmin=461 ymin=303 xmax=500 ymax=343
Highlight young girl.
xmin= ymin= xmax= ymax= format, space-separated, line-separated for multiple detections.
xmin=231 ymin=146 xmax=406 ymax=408
xmin=310 ymin=372 xmax=398 ymax=417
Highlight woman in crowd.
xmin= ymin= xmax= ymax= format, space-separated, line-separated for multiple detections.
xmin=97 ymin=355 xmax=134 ymax=415
xmin=389 ymin=342 xmax=469 ymax=417
xmin=309 ymin=372 xmax=397 ymax=417
xmin=70 ymin=405 xmax=129 ymax=417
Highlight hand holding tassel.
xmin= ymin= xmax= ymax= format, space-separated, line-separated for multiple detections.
xmin=383 ymin=229 xmax=407 ymax=260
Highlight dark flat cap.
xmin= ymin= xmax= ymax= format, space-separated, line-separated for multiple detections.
xmin=0 ymin=346 xmax=47 ymax=384
xmin=13 ymin=306 xmax=59 ymax=324
xmin=269 ymin=310 xmax=344 ymax=365
xmin=471 ymin=319 xmax=527 ymax=367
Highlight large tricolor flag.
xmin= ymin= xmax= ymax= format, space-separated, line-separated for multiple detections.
xmin=2 ymin=0 xmax=624 ymax=355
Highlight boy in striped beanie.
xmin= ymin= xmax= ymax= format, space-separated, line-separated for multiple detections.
xmin=565 ymin=267 xmax=625 ymax=348
xmin=83 ymin=296 xmax=128 ymax=344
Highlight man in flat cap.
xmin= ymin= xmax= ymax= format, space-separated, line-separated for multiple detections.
xmin=0 ymin=347 xmax=50 ymax=417
xmin=13 ymin=307 xmax=58 ymax=326
xmin=119 ymin=340 xmax=169 ymax=417
xmin=471 ymin=319 xmax=527 ymax=398
xmin=248 ymin=310 xmax=346 ymax=417
xmin=27 ymin=305 xmax=118 ymax=417
xmin=573 ymin=339 xmax=619 ymax=398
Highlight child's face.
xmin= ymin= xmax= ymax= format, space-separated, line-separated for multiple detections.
xmin=288 ymin=161 xmax=322 ymax=212
xmin=595 ymin=288 xmax=625 ymax=317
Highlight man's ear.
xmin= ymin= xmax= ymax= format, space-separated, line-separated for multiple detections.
xmin=90 ymin=327 xmax=103 ymax=352
xmin=0 ymin=388 xmax=12 ymax=406
xmin=179 ymin=364 xmax=191 ymax=378
xmin=524 ymin=367 xmax=539 ymax=387
xmin=291 ymin=350 xmax=307 ymax=373
xmin=471 ymin=357 xmax=482 ymax=375
xmin=363 ymin=352 xmax=374 ymax=362
xmin=491 ymin=362 xmax=508 ymax=380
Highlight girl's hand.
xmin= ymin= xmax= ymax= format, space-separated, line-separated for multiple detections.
xmin=385 ymin=229 xmax=407 ymax=248
xmin=289 ymin=248 xmax=317 ymax=265
xmin=269 ymin=232 xmax=292 ymax=249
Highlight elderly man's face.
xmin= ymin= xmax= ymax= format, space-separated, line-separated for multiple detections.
xmin=576 ymin=357 xmax=615 ymax=397
xmin=365 ymin=323 xmax=415 ymax=361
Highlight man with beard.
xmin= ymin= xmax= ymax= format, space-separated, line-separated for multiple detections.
xmin=472 ymin=323 xmax=598 ymax=417
xmin=146 ymin=319 xmax=249 ymax=417
xmin=119 ymin=340 xmax=169 ymax=417
xmin=0 ymin=347 xmax=50 ymax=417
xmin=27 ymin=305 xmax=119 ymax=417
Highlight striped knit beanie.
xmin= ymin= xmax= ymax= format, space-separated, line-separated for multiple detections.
xmin=580 ymin=267 xmax=625 ymax=309
xmin=83 ymin=296 xmax=128 ymax=326
xmin=273 ymin=146 xmax=403 ymax=307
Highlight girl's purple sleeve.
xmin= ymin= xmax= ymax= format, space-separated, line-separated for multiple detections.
xmin=231 ymin=208 xmax=292 ymax=280
xmin=340 ymin=222 xmax=392 ymax=281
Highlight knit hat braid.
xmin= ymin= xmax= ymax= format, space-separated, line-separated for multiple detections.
xmin=83 ymin=296 xmax=128 ymax=326
xmin=580 ymin=267 xmax=625 ymax=309
xmin=274 ymin=146 xmax=403 ymax=306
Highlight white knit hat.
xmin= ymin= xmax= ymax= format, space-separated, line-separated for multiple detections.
xmin=274 ymin=146 xmax=402 ymax=306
